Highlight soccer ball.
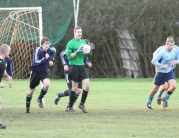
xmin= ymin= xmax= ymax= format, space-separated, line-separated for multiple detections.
xmin=82 ymin=44 xmax=91 ymax=54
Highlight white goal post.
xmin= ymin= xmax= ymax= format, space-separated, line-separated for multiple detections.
xmin=0 ymin=7 xmax=43 ymax=78
xmin=0 ymin=7 xmax=43 ymax=44
xmin=0 ymin=7 xmax=45 ymax=105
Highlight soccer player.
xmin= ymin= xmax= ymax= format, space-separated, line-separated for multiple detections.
xmin=54 ymin=49 xmax=92 ymax=111
xmin=153 ymin=36 xmax=179 ymax=106
xmin=146 ymin=36 xmax=179 ymax=109
xmin=65 ymin=26 xmax=91 ymax=113
xmin=25 ymin=37 xmax=56 ymax=113
xmin=0 ymin=44 xmax=13 ymax=129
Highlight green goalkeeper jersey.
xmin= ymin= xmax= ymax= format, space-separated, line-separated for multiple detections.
xmin=66 ymin=38 xmax=86 ymax=65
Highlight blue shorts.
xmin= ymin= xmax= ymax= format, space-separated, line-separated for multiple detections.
xmin=154 ymin=70 xmax=175 ymax=86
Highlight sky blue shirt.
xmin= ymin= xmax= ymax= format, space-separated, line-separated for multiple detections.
xmin=153 ymin=45 xmax=179 ymax=61
xmin=152 ymin=47 xmax=178 ymax=73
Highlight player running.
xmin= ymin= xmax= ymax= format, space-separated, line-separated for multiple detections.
xmin=25 ymin=37 xmax=56 ymax=113
xmin=153 ymin=36 xmax=179 ymax=107
xmin=146 ymin=36 xmax=179 ymax=109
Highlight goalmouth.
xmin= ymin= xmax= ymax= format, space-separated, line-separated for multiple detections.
xmin=0 ymin=7 xmax=43 ymax=79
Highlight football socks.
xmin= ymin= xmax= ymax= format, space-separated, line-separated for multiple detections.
xmin=26 ymin=94 xmax=32 ymax=109
xmin=80 ymin=90 xmax=88 ymax=105
xmin=58 ymin=90 xmax=70 ymax=97
xmin=38 ymin=87 xmax=47 ymax=100
xmin=146 ymin=95 xmax=154 ymax=105
xmin=69 ymin=90 xmax=75 ymax=107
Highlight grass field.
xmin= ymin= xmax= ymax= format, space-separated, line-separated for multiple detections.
xmin=1 ymin=78 xmax=179 ymax=138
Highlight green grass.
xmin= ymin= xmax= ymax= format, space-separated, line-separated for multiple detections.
xmin=1 ymin=78 xmax=179 ymax=138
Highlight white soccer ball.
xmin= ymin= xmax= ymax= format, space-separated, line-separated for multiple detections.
xmin=82 ymin=44 xmax=91 ymax=54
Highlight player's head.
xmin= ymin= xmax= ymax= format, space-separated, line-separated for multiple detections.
xmin=166 ymin=36 xmax=175 ymax=51
xmin=166 ymin=36 xmax=175 ymax=44
xmin=0 ymin=44 xmax=11 ymax=58
xmin=41 ymin=37 xmax=50 ymax=51
xmin=74 ymin=26 xmax=82 ymax=40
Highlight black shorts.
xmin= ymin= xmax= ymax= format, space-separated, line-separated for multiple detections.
xmin=29 ymin=70 xmax=50 ymax=89
xmin=68 ymin=65 xmax=89 ymax=82
xmin=64 ymin=71 xmax=82 ymax=89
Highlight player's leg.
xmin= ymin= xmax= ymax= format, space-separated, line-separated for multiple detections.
xmin=160 ymin=70 xmax=176 ymax=108
xmin=65 ymin=82 xmax=82 ymax=111
xmin=55 ymin=90 xmax=71 ymax=105
xmin=74 ymin=84 xmax=82 ymax=103
xmin=146 ymin=72 xmax=164 ymax=109
xmin=68 ymin=81 xmax=78 ymax=113
xmin=156 ymin=82 xmax=168 ymax=105
xmin=54 ymin=73 xmax=71 ymax=105
xmin=146 ymin=85 xmax=160 ymax=109
xmin=78 ymin=78 xmax=90 ymax=113
xmin=67 ymin=66 xmax=79 ymax=113
xmin=37 ymin=71 xmax=50 ymax=108
xmin=161 ymin=79 xmax=176 ymax=108
xmin=78 ymin=66 xmax=90 ymax=113
xmin=25 ymin=88 xmax=35 ymax=113
xmin=25 ymin=71 xmax=38 ymax=113
xmin=37 ymin=78 xmax=50 ymax=108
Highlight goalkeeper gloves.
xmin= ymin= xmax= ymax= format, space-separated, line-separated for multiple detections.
xmin=88 ymin=42 xmax=95 ymax=51
xmin=76 ymin=45 xmax=84 ymax=53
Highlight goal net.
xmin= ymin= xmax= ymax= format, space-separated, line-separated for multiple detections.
xmin=0 ymin=7 xmax=43 ymax=78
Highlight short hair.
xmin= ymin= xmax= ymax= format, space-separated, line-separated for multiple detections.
xmin=166 ymin=36 xmax=175 ymax=44
xmin=74 ymin=26 xmax=82 ymax=32
xmin=41 ymin=37 xmax=50 ymax=45
xmin=0 ymin=44 xmax=10 ymax=54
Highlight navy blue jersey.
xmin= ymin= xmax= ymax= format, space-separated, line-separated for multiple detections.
xmin=60 ymin=50 xmax=69 ymax=66
xmin=5 ymin=56 xmax=13 ymax=77
xmin=32 ymin=46 xmax=56 ymax=72
xmin=0 ymin=58 xmax=7 ymax=82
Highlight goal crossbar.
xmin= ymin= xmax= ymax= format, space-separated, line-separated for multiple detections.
xmin=0 ymin=7 xmax=43 ymax=78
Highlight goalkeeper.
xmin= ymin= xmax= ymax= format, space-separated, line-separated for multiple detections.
xmin=54 ymin=48 xmax=92 ymax=111
xmin=65 ymin=26 xmax=94 ymax=113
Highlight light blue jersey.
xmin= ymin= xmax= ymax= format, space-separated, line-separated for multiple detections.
xmin=153 ymin=45 xmax=179 ymax=61
xmin=152 ymin=47 xmax=178 ymax=73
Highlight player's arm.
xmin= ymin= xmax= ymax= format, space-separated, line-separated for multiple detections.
xmin=60 ymin=50 xmax=69 ymax=71
xmin=151 ymin=52 xmax=165 ymax=68
xmin=49 ymin=46 xmax=56 ymax=61
xmin=172 ymin=47 xmax=179 ymax=65
xmin=71 ymin=45 xmax=84 ymax=58
xmin=84 ymin=55 xmax=92 ymax=68
xmin=4 ymin=70 xmax=13 ymax=88
xmin=60 ymin=50 xmax=68 ymax=65
xmin=48 ymin=46 xmax=56 ymax=66
xmin=66 ymin=42 xmax=76 ymax=59
xmin=5 ymin=56 xmax=13 ymax=77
